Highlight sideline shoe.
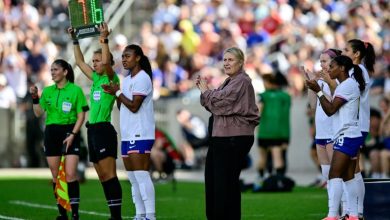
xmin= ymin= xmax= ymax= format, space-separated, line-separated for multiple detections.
xmin=322 ymin=217 xmax=339 ymax=220
xmin=252 ymin=177 xmax=263 ymax=192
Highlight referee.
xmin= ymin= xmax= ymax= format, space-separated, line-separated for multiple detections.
xmin=30 ymin=59 xmax=89 ymax=220
xmin=69 ymin=22 xmax=122 ymax=220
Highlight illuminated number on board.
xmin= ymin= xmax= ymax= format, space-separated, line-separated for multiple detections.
xmin=77 ymin=0 xmax=88 ymax=24
xmin=91 ymin=0 xmax=103 ymax=23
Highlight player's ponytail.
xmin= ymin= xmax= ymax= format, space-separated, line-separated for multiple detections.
xmin=347 ymin=39 xmax=376 ymax=75
xmin=125 ymin=44 xmax=153 ymax=80
xmin=333 ymin=55 xmax=365 ymax=92
xmin=352 ymin=64 xmax=365 ymax=92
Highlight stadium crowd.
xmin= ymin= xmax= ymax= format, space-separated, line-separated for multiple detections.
xmin=0 ymin=0 xmax=390 ymax=178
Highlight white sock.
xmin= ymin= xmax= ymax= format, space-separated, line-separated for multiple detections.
xmin=145 ymin=213 xmax=156 ymax=220
xmin=321 ymin=165 xmax=330 ymax=181
xmin=328 ymin=178 xmax=343 ymax=217
xmin=321 ymin=165 xmax=331 ymax=211
xmin=344 ymin=178 xmax=359 ymax=217
xmin=341 ymin=182 xmax=349 ymax=216
xmin=355 ymin=172 xmax=365 ymax=215
xmin=127 ymin=171 xmax=146 ymax=216
xmin=134 ymin=170 xmax=155 ymax=215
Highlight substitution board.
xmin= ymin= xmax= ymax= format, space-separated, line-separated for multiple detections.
xmin=68 ymin=0 xmax=104 ymax=39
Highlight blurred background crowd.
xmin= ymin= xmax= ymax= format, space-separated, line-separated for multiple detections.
xmin=0 ymin=0 xmax=389 ymax=181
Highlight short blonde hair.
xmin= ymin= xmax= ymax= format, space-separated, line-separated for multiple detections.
xmin=224 ymin=47 xmax=245 ymax=66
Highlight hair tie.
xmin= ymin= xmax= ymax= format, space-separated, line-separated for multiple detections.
xmin=364 ymin=41 xmax=368 ymax=49
xmin=322 ymin=49 xmax=337 ymax=58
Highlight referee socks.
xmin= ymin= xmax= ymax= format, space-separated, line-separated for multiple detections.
xmin=102 ymin=177 xmax=122 ymax=219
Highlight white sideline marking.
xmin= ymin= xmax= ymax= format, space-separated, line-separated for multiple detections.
xmin=9 ymin=200 xmax=177 ymax=219
xmin=9 ymin=200 xmax=112 ymax=218
xmin=0 ymin=214 xmax=27 ymax=220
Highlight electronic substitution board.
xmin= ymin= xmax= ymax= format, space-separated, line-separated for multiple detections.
xmin=68 ymin=0 xmax=104 ymax=39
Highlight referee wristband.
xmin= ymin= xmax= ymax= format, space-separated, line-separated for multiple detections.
xmin=115 ymin=90 xmax=122 ymax=97
xmin=73 ymin=40 xmax=79 ymax=45
xmin=316 ymin=91 xmax=324 ymax=98
xmin=32 ymin=97 xmax=39 ymax=104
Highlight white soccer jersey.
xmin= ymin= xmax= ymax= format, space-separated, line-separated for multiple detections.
xmin=120 ymin=70 xmax=155 ymax=141
xmin=349 ymin=64 xmax=370 ymax=132
xmin=315 ymin=79 xmax=334 ymax=139
xmin=332 ymin=78 xmax=361 ymax=139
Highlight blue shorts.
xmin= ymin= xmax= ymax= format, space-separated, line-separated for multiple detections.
xmin=315 ymin=138 xmax=333 ymax=147
xmin=383 ymin=137 xmax=390 ymax=150
xmin=333 ymin=136 xmax=361 ymax=158
xmin=121 ymin=140 xmax=154 ymax=156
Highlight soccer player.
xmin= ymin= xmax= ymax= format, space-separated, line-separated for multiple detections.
xmin=342 ymin=39 xmax=376 ymax=220
xmin=103 ymin=44 xmax=156 ymax=220
xmin=30 ymin=59 xmax=89 ymax=220
xmin=306 ymin=55 xmax=366 ymax=220
xmin=303 ymin=49 xmax=341 ymax=204
xmin=69 ymin=23 xmax=122 ymax=220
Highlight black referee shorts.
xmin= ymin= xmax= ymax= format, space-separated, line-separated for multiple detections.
xmin=257 ymin=138 xmax=289 ymax=148
xmin=86 ymin=122 xmax=118 ymax=163
xmin=44 ymin=124 xmax=81 ymax=156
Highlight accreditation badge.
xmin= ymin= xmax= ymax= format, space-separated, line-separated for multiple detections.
xmin=62 ymin=102 xmax=72 ymax=113
xmin=93 ymin=91 xmax=101 ymax=101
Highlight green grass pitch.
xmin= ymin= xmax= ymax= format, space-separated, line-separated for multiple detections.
xmin=0 ymin=178 xmax=327 ymax=219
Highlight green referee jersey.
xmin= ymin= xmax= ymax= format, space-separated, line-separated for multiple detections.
xmin=40 ymin=82 xmax=89 ymax=125
xmin=89 ymin=72 xmax=119 ymax=124
xmin=257 ymin=89 xmax=291 ymax=139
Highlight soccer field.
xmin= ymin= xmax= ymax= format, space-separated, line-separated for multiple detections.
xmin=0 ymin=178 xmax=327 ymax=220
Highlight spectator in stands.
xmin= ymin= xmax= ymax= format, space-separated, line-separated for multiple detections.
xmin=112 ymin=34 xmax=128 ymax=76
xmin=22 ymin=79 xmax=44 ymax=168
xmin=380 ymin=96 xmax=390 ymax=179
xmin=152 ymin=55 xmax=189 ymax=98
xmin=3 ymin=55 xmax=27 ymax=101
xmin=151 ymin=128 xmax=183 ymax=181
xmin=0 ymin=74 xmax=16 ymax=109
xmin=25 ymin=38 xmax=48 ymax=85
xmin=362 ymin=108 xmax=383 ymax=178
xmin=176 ymin=108 xmax=208 ymax=169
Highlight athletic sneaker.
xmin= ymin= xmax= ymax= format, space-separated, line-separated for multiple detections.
xmin=322 ymin=216 xmax=339 ymax=220
xmin=252 ymin=177 xmax=263 ymax=192
xmin=339 ymin=214 xmax=348 ymax=220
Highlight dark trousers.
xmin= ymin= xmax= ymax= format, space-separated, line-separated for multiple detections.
xmin=205 ymin=135 xmax=254 ymax=220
